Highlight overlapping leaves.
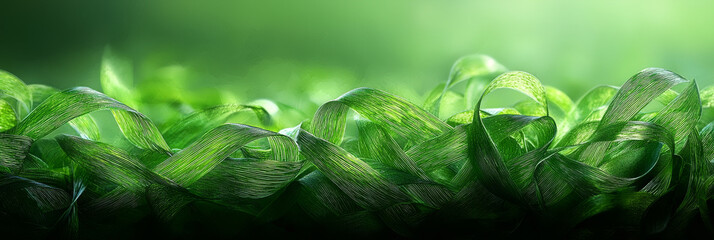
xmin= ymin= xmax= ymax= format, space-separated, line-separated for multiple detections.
xmin=1 ymin=55 xmax=713 ymax=238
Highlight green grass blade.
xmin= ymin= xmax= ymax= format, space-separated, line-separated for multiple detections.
xmin=311 ymin=87 xmax=451 ymax=145
xmin=468 ymin=71 xmax=551 ymax=202
xmin=0 ymin=70 xmax=31 ymax=115
xmin=297 ymin=129 xmax=409 ymax=210
xmin=12 ymin=87 xmax=169 ymax=153
xmin=356 ymin=119 xmax=428 ymax=179
xmin=100 ymin=47 xmax=139 ymax=108
xmin=161 ymin=104 xmax=272 ymax=149
xmin=0 ymin=99 xmax=17 ymax=132
xmin=56 ymin=135 xmax=156 ymax=191
xmin=154 ymin=123 xmax=297 ymax=186
xmin=426 ymin=54 xmax=507 ymax=116
xmin=190 ymin=158 xmax=303 ymax=199
xmin=0 ymin=134 xmax=33 ymax=171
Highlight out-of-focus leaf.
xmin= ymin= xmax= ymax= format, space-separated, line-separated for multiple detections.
xmin=425 ymin=54 xmax=507 ymax=117
xmin=0 ymin=99 xmax=17 ymax=132
xmin=100 ymin=47 xmax=138 ymax=108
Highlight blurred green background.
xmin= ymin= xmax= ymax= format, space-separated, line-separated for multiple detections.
xmin=2 ymin=0 xmax=713 ymax=109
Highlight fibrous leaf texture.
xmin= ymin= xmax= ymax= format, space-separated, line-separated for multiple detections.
xmin=0 ymin=55 xmax=713 ymax=239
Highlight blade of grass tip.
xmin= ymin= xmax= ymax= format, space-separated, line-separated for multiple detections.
xmin=11 ymin=87 xmax=170 ymax=153
xmin=0 ymin=70 xmax=32 ymax=117
xmin=297 ymin=129 xmax=410 ymax=210
xmin=311 ymin=87 xmax=451 ymax=146
xmin=153 ymin=123 xmax=298 ymax=186
xmin=426 ymin=54 xmax=507 ymax=117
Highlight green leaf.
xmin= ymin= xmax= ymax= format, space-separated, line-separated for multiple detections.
xmin=100 ymin=47 xmax=138 ymax=108
xmin=56 ymin=135 xmax=158 ymax=191
xmin=12 ymin=87 xmax=169 ymax=153
xmin=0 ymin=70 xmax=31 ymax=115
xmin=0 ymin=99 xmax=17 ymax=132
xmin=154 ymin=123 xmax=298 ymax=186
xmin=356 ymin=119 xmax=428 ymax=179
xmin=161 ymin=104 xmax=272 ymax=149
xmin=0 ymin=134 xmax=33 ymax=171
xmin=578 ymin=68 xmax=688 ymax=167
xmin=28 ymin=84 xmax=101 ymax=141
xmin=311 ymin=87 xmax=451 ymax=145
xmin=426 ymin=54 xmax=507 ymax=117
xmin=572 ymin=85 xmax=618 ymax=124
xmin=190 ymin=158 xmax=303 ymax=199
xmin=467 ymin=71 xmax=553 ymax=203
xmin=297 ymin=129 xmax=410 ymax=210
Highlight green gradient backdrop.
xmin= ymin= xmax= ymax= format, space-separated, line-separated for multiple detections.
xmin=1 ymin=0 xmax=712 ymax=105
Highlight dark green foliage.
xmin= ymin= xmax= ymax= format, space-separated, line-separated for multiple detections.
xmin=1 ymin=54 xmax=714 ymax=239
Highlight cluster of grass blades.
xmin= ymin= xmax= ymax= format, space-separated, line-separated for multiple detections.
xmin=2 ymin=51 xmax=714 ymax=239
